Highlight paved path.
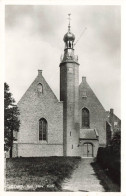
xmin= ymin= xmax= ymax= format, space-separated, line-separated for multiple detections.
xmin=62 ymin=158 xmax=105 ymax=192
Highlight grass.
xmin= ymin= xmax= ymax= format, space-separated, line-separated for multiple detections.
xmin=6 ymin=156 xmax=81 ymax=191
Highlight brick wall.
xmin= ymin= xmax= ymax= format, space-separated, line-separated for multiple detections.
xmin=18 ymin=144 xmax=63 ymax=157
xmin=60 ymin=62 xmax=80 ymax=156
xmin=16 ymin=71 xmax=63 ymax=157
xmin=79 ymin=77 xmax=107 ymax=146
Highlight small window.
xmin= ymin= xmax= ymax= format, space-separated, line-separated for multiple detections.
xmin=114 ymin=121 xmax=118 ymax=126
xmin=72 ymin=144 xmax=73 ymax=149
xmin=70 ymin=132 xmax=71 ymax=136
xmin=82 ymin=91 xmax=87 ymax=99
xmin=37 ymin=83 xmax=43 ymax=93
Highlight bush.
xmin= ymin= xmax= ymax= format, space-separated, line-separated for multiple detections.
xmin=97 ymin=147 xmax=120 ymax=185
xmin=110 ymin=130 xmax=121 ymax=158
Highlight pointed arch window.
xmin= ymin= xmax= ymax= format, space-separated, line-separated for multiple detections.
xmin=39 ymin=118 xmax=47 ymax=141
xmin=82 ymin=108 xmax=90 ymax=128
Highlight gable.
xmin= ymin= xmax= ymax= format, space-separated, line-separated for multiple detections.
xmin=79 ymin=77 xmax=106 ymax=114
xmin=79 ymin=77 xmax=107 ymax=144
xmin=18 ymin=71 xmax=59 ymax=107
xmin=17 ymin=71 xmax=63 ymax=145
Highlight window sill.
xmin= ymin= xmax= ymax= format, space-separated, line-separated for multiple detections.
xmin=81 ymin=127 xmax=90 ymax=129
xmin=38 ymin=140 xmax=48 ymax=144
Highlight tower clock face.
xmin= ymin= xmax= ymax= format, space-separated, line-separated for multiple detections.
xmin=68 ymin=67 xmax=73 ymax=73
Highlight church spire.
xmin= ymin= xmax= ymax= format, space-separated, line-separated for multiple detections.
xmin=63 ymin=14 xmax=75 ymax=48
xmin=68 ymin=13 xmax=71 ymax=32
xmin=60 ymin=14 xmax=78 ymax=64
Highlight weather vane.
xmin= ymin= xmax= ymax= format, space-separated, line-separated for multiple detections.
xmin=68 ymin=13 xmax=71 ymax=32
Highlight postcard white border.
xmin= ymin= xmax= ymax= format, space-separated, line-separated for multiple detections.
xmin=0 ymin=0 xmax=126 ymax=195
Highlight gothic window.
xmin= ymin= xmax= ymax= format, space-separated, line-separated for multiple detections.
xmin=39 ymin=118 xmax=47 ymax=141
xmin=37 ymin=83 xmax=43 ymax=93
xmin=82 ymin=108 xmax=90 ymax=128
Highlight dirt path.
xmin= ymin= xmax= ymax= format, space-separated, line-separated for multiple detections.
xmin=62 ymin=158 xmax=120 ymax=192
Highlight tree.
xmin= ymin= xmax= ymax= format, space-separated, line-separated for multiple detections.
xmin=110 ymin=130 xmax=121 ymax=157
xmin=4 ymin=82 xmax=20 ymax=157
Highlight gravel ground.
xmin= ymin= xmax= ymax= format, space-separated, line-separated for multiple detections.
xmin=62 ymin=158 xmax=120 ymax=192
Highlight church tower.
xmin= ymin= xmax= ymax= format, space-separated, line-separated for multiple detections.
xmin=60 ymin=14 xmax=80 ymax=156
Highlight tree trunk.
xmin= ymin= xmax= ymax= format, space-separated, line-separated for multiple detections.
xmin=10 ymin=130 xmax=13 ymax=158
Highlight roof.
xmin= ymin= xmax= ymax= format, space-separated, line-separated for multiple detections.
xmin=18 ymin=70 xmax=59 ymax=105
xmin=106 ymin=111 xmax=121 ymax=122
xmin=79 ymin=78 xmax=106 ymax=113
xmin=63 ymin=31 xmax=75 ymax=42
xmin=80 ymin=129 xmax=99 ymax=140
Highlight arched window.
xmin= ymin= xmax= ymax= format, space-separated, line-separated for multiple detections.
xmin=37 ymin=83 xmax=43 ymax=93
xmin=82 ymin=108 xmax=90 ymax=128
xmin=69 ymin=41 xmax=71 ymax=48
xmin=39 ymin=118 xmax=47 ymax=141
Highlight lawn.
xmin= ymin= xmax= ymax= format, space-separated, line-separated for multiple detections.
xmin=5 ymin=156 xmax=81 ymax=191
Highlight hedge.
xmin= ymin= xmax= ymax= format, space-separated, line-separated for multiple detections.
xmin=97 ymin=147 xmax=121 ymax=185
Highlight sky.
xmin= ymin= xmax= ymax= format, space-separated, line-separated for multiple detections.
xmin=5 ymin=5 xmax=121 ymax=118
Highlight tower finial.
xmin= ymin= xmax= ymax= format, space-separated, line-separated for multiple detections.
xmin=68 ymin=13 xmax=71 ymax=32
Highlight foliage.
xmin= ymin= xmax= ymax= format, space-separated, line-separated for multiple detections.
xmin=110 ymin=130 xmax=121 ymax=156
xmin=4 ymin=82 xmax=20 ymax=152
xmin=97 ymin=129 xmax=121 ymax=185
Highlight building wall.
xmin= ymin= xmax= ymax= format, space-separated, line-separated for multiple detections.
xmin=106 ymin=121 xmax=112 ymax=145
xmin=109 ymin=109 xmax=121 ymax=132
xmin=18 ymin=144 xmax=63 ymax=157
xmin=12 ymin=142 xmax=18 ymax=157
xmin=16 ymin=71 xmax=63 ymax=157
xmin=60 ymin=61 xmax=80 ymax=156
xmin=14 ymin=71 xmax=109 ymax=157
xmin=5 ymin=150 xmax=10 ymax=158
xmin=79 ymin=77 xmax=107 ymax=146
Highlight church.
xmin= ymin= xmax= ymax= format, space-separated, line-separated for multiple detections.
xmin=12 ymin=17 xmax=120 ymax=158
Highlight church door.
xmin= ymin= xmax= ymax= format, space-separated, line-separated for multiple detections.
xmin=83 ymin=143 xmax=93 ymax=157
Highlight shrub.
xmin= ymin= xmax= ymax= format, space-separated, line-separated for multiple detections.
xmin=97 ymin=146 xmax=120 ymax=185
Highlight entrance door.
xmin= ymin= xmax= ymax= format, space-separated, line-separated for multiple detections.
xmin=83 ymin=143 xmax=93 ymax=157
